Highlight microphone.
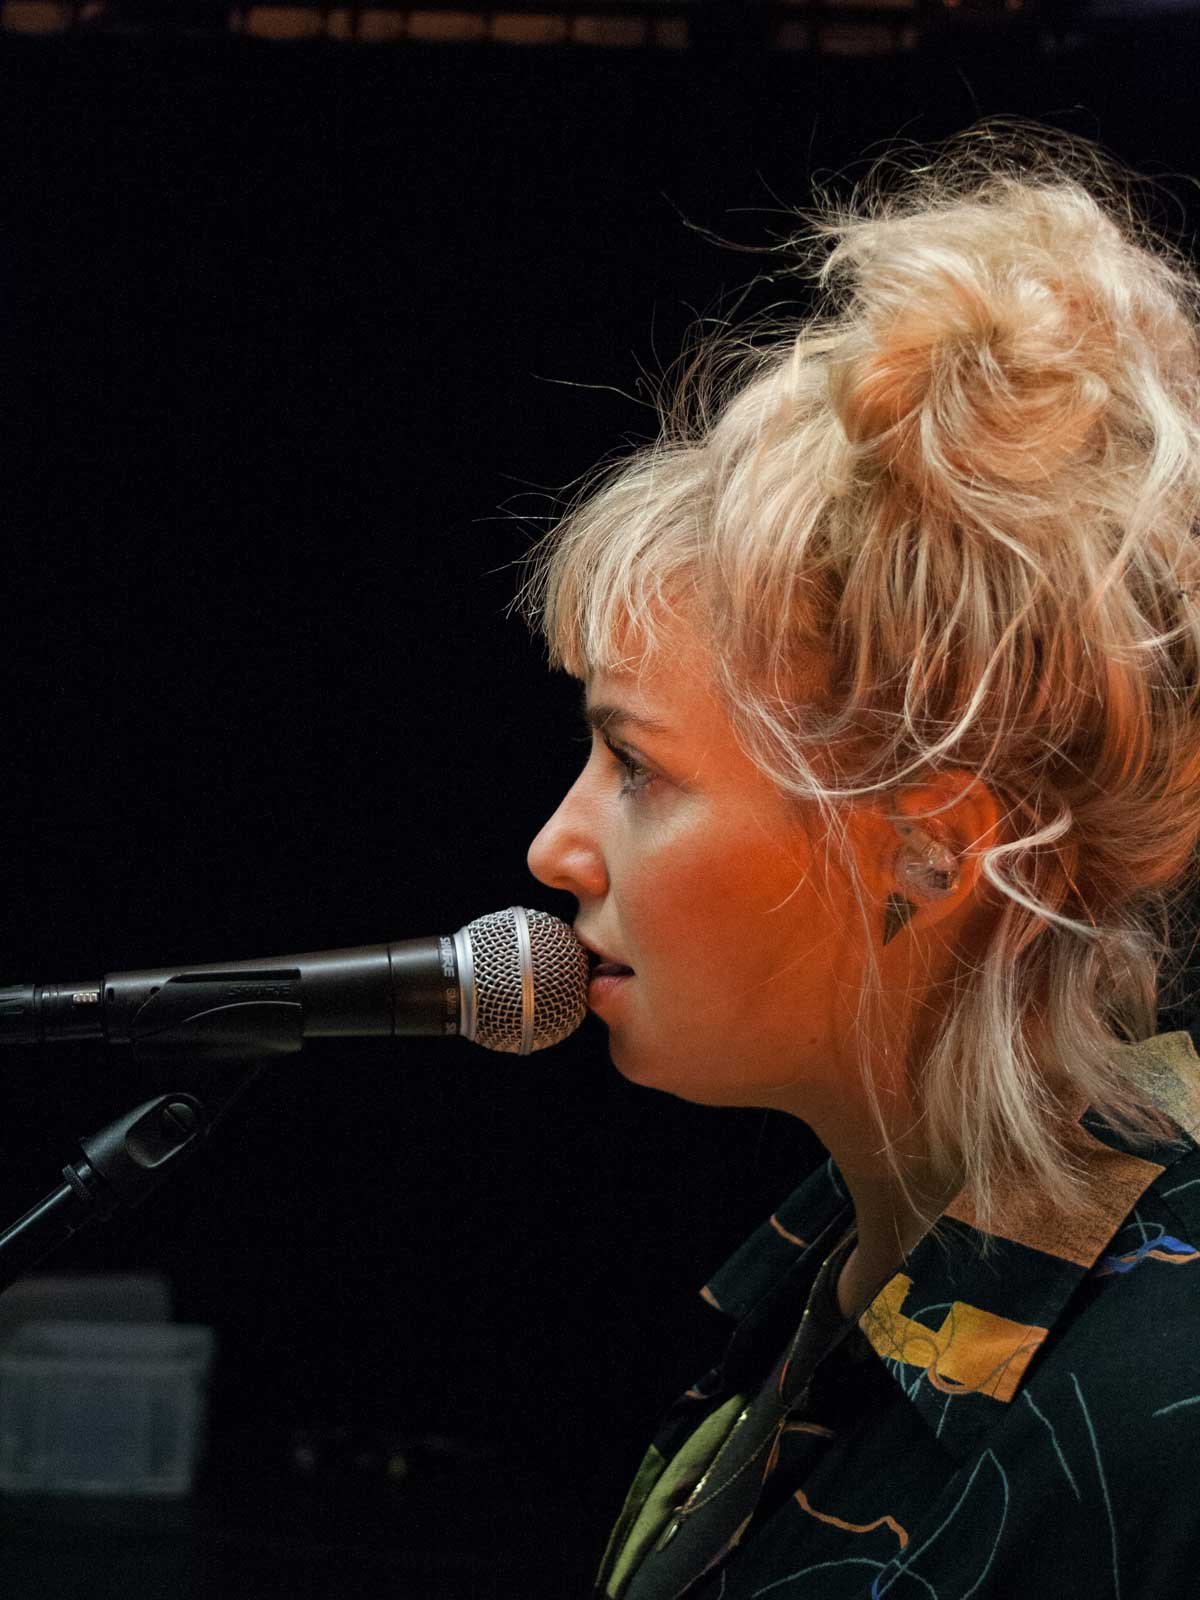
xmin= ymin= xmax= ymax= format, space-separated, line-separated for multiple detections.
xmin=0 ymin=907 xmax=590 ymax=1062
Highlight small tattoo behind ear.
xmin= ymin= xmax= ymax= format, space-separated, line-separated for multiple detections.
xmin=882 ymin=892 xmax=917 ymax=947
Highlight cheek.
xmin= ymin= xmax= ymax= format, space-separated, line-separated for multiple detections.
xmin=620 ymin=823 xmax=816 ymax=985
xmin=607 ymin=824 xmax=718 ymax=965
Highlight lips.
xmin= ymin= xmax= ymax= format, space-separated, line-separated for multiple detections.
xmin=576 ymin=931 xmax=635 ymax=977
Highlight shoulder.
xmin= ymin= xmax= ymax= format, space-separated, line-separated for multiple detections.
xmin=1074 ymin=1028 xmax=1200 ymax=1353
xmin=1013 ymin=1128 xmax=1200 ymax=1479
xmin=1075 ymin=1137 xmax=1200 ymax=1354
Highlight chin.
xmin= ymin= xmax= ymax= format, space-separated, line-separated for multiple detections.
xmin=608 ymin=1043 xmax=744 ymax=1106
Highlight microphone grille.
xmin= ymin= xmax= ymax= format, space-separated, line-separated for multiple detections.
xmin=460 ymin=907 xmax=589 ymax=1054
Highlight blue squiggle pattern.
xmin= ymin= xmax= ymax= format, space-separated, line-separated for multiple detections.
xmin=1094 ymin=1233 xmax=1197 ymax=1274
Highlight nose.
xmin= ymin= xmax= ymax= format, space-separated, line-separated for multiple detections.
xmin=527 ymin=773 xmax=609 ymax=900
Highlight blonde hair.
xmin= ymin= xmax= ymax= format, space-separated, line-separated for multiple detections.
xmin=516 ymin=117 xmax=1200 ymax=1251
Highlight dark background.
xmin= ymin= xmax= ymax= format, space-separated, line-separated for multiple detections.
xmin=0 ymin=9 xmax=1198 ymax=1595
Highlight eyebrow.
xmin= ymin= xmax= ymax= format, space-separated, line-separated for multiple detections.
xmin=580 ymin=688 xmax=674 ymax=740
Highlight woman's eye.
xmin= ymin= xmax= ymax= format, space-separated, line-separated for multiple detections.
xmin=573 ymin=722 xmax=656 ymax=797
xmin=602 ymin=735 xmax=653 ymax=796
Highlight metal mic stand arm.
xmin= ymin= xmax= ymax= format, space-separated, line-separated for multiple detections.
xmin=0 ymin=1093 xmax=209 ymax=1295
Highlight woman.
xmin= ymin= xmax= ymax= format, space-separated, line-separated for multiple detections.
xmin=520 ymin=119 xmax=1200 ymax=1597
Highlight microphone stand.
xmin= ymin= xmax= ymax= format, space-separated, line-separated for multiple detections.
xmin=0 ymin=1092 xmax=213 ymax=1294
xmin=0 ymin=985 xmax=305 ymax=1294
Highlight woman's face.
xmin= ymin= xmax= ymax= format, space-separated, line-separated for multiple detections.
xmin=526 ymin=615 xmax=878 ymax=1122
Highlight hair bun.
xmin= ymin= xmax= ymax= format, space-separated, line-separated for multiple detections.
xmin=823 ymin=191 xmax=1130 ymax=504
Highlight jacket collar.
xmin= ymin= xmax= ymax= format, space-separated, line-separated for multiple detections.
xmin=698 ymin=1029 xmax=1200 ymax=1463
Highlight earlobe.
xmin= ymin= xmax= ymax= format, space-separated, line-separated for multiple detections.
xmin=882 ymin=891 xmax=918 ymax=947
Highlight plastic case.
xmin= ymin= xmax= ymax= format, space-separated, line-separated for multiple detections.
xmin=0 ymin=1320 xmax=216 ymax=1496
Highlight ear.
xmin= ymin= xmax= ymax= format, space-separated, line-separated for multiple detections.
xmin=871 ymin=770 xmax=1005 ymax=933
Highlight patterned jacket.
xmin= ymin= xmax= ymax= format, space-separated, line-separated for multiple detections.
xmin=594 ymin=1027 xmax=1200 ymax=1599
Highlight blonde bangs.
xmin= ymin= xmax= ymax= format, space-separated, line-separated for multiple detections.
xmin=522 ymin=445 xmax=713 ymax=680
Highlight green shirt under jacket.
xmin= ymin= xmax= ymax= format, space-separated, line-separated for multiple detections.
xmin=594 ymin=1027 xmax=1200 ymax=1600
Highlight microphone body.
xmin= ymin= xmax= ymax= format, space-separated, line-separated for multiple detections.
xmin=0 ymin=909 xmax=589 ymax=1060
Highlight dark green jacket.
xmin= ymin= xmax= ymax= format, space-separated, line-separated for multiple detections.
xmin=595 ymin=1028 xmax=1200 ymax=1599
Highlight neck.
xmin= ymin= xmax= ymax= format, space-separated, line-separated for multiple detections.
xmin=830 ymin=1150 xmax=963 ymax=1321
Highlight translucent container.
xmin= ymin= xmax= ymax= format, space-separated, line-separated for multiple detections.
xmin=0 ymin=1320 xmax=216 ymax=1496
xmin=0 ymin=1273 xmax=173 ymax=1342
